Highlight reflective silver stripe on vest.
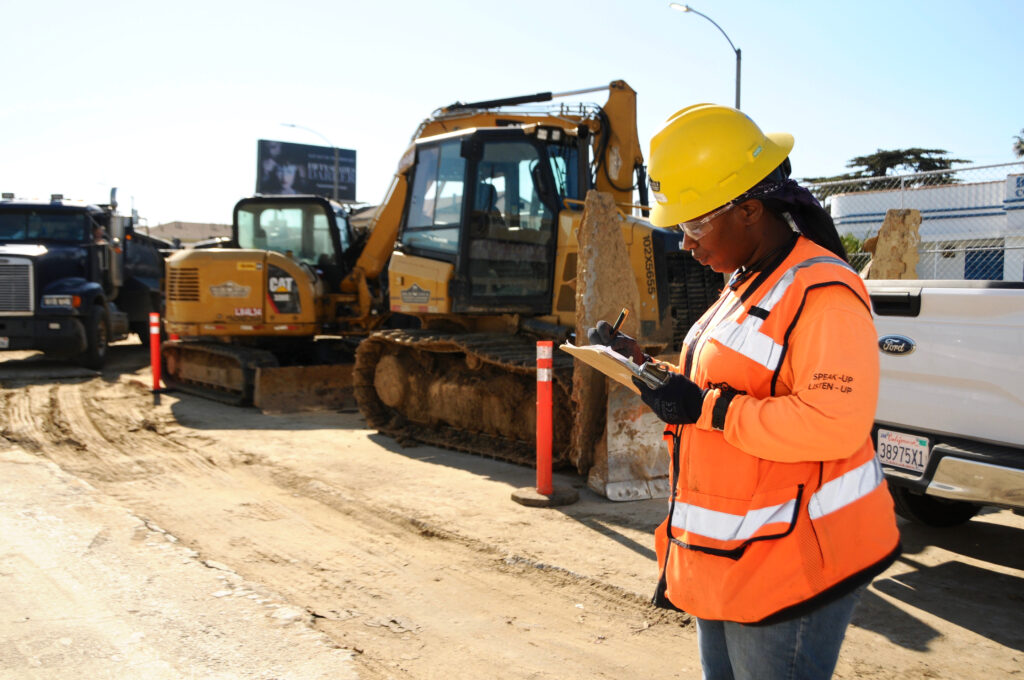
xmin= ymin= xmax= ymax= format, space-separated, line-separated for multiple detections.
xmin=708 ymin=314 xmax=784 ymax=371
xmin=669 ymin=457 xmax=882 ymax=542
xmin=706 ymin=256 xmax=852 ymax=370
xmin=670 ymin=498 xmax=797 ymax=542
xmin=808 ymin=457 xmax=884 ymax=520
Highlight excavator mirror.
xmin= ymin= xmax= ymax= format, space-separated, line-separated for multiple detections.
xmin=530 ymin=161 xmax=560 ymax=216
xmin=531 ymin=162 xmax=550 ymax=196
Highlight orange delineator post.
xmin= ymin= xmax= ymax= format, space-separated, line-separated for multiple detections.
xmin=536 ymin=340 xmax=553 ymax=495
xmin=149 ymin=312 xmax=161 ymax=405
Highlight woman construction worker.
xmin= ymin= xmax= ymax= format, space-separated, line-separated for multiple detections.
xmin=588 ymin=104 xmax=901 ymax=679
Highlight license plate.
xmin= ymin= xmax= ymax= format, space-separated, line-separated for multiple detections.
xmin=0 ymin=336 xmax=8 ymax=349
xmin=876 ymin=428 xmax=930 ymax=475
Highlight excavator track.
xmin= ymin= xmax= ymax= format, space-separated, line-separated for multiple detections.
xmin=161 ymin=341 xmax=279 ymax=406
xmin=353 ymin=329 xmax=576 ymax=467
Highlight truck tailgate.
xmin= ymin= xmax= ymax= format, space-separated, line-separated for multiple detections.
xmin=870 ymin=282 xmax=1024 ymax=449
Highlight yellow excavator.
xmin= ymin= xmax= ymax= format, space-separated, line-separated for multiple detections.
xmin=350 ymin=80 xmax=724 ymax=496
xmin=160 ymin=194 xmax=404 ymax=410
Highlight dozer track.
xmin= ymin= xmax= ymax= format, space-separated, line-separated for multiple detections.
xmin=353 ymin=329 xmax=576 ymax=467
xmin=161 ymin=341 xmax=279 ymax=406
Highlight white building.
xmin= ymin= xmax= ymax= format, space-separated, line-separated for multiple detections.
xmin=828 ymin=169 xmax=1024 ymax=281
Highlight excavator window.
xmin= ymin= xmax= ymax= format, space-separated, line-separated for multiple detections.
xmin=462 ymin=139 xmax=556 ymax=304
xmin=313 ymin=212 xmax=339 ymax=255
xmin=236 ymin=202 xmax=340 ymax=267
xmin=403 ymin=140 xmax=465 ymax=256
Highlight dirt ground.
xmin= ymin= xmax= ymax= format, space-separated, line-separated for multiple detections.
xmin=1 ymin=341 xmax=1022 ymax=679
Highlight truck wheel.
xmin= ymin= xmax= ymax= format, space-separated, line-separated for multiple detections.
xmin=78 ymin=308 xmax=110 ymax=370
xmin=889 ymin=486 xmax=981 ymax=527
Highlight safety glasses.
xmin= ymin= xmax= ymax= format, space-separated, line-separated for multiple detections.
xmin=677 ymin=202 xmax=735 ymax=240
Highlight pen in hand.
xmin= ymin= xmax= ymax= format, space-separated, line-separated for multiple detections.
xmin=607 ymin=307 xmax=647 ymax=367
xmin=610 ymin=308 xmax=628 ymax=338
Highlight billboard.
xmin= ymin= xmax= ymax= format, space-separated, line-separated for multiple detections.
xmin=256 ymin=139 xmax=356 ymax=201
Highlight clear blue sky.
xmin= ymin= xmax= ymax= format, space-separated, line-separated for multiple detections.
xmin=2 ymin=0 xmax=1021 ymax=226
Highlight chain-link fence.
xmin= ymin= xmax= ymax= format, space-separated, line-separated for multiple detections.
xmin=802 ymin=162 xmax=1024 ymax=281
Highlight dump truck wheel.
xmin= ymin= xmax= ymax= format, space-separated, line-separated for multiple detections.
xmin=78 ymin=307 xmax=110 ymax=370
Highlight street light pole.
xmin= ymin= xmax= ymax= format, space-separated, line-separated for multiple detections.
xmin=669 ymin=3 xmax=741 ymax=110
xmin=280 ymin=123 xmax=340 ymax=201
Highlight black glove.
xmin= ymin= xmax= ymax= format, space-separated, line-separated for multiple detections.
xmin=587 ymin=319 xmax=646 ymax=365
xmin=632 ymin=373 xmax=706 ymax=425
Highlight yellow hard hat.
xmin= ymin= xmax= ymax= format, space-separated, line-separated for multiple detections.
xmin=647 ymin=104 xmax=794 ymax=227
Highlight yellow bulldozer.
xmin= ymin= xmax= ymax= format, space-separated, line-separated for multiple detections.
xmin=350 ymin=80 xmax=725 ymax=498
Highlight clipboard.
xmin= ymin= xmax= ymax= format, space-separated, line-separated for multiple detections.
xmin=559 ymin=342 xmax=647 ymax=394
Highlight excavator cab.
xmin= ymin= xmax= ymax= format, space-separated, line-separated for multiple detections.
xmin=393 ymin=125 xmax=587 ymax=318
xmin=234 ymin=195 xmax=358 ymax=289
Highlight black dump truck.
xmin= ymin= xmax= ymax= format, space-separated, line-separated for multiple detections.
xmin=0 ymin=189 xmax=171 ymax=369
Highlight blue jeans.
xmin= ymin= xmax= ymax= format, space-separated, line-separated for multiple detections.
xmin=696 ymin=585 xmax=865 ymax=680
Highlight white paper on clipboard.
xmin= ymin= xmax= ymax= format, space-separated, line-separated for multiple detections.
xmin=559 ymin=343 xmax=646 ymax=394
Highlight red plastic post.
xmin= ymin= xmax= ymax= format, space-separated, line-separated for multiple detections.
xmin=149 ymin=312 xmax=161 ymax=404
xmin=536 ymin=340 xmax=553 ymax=495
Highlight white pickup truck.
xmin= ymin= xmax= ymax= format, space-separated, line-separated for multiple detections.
xmin=867 ymin=279 xmax=1024 ymax=526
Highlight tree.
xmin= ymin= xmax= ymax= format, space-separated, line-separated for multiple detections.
xmin=802 ymin=148 xmax=971 ymax=203
xmin=804 ymin=148 xmax=970 ymax=185
xmin=849 ymin=148 xmax=969 ymax=176
xmin=1014 ymin=129 xmax=1024 ymax=158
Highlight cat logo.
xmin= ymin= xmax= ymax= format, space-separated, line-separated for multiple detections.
xmin=266 ymin=265 xmax=301 ymax=314
xmin=269 ymin=275 xmax=295 ymax=293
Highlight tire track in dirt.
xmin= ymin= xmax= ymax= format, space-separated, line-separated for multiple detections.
xmin=1 ymin=379 xmax=209 ymax=483
xmin=1 ymin=383 xmax=64 ymax=452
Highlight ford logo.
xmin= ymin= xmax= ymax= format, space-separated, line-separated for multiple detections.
xmin=879 ymin=334 xmax=915 ymax=356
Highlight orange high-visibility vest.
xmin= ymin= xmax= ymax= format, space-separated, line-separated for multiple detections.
xmin=654 ymin=236 xmax=901 ymax=623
